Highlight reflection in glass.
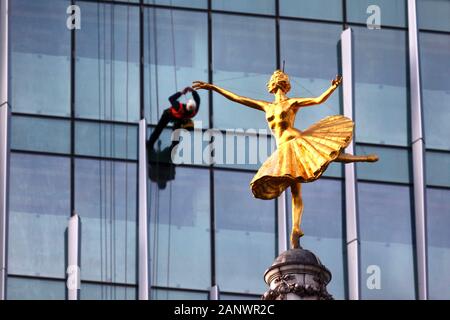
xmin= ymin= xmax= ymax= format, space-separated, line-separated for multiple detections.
xmin=75 ymin=121 xmax=138 ymax=160
xmin=346 ymin=0 xmax=406 ymax=27
xmin=7 ymin=277 xmax=66 ymax=300
xmin=358 ymin=182 xmax=415 ymax=299
xmin=286 ymin=179 xmax=346 ymax=299
xmin=427 ymin=188 xmax=450 ymax=299
xmin=80 ymin=283 xmax=137 ymax=300
xmin=75 ymin=159 xmax=137 ymax=285
xmin=76 ymin=2 xmax=140 ymax=122
xmin=8 ymin=154 xmax=70 ymax=278
xmin=152 ymin=288 xmax=208 ymax=300
xmin=419 ymin=32 xmax=450 ymax=151
xmin=353 ymin=27 xmax=409 ymax=146
xmin=144 ymin=0 xmax=207 ymax=9
xmin=214 ymin=170 xmax=276 ymax=294
xmin=10 ymin=0 xmax=70 ymax=116
xmin=356 ymin=145 xmax=411 ymax=184
xmin=212 ymin=0 xmax=275 ymax=15
xmin=279 ymin=0 xmax=342 ymax=21
xmin=149 ymin=168 xmax=211 ymax=290
xmin=426 ymin=151 xmax=450 ymax=188
xmin=12 ymin=116 xmax=71 ymax=154
xmin=212 ymin=14 xmax=276 ymax=130
xmin=418 ymin=0 xmax=450 ymax=32
xmin=144 ymin=9 xmax=209 ymax=125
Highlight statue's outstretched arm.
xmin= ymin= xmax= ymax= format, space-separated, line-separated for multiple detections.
xmin=291 ymin=75 xmax=342 ymax=108
xmin=192 ymin=81 xmax=268 ymax=112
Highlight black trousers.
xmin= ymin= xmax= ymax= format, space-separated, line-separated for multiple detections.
xmin=147 ymin=109 xmax=193 ymax=150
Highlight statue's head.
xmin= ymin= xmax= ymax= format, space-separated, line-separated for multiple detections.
xmin=267 ymin=70 xmax=291 ymax=94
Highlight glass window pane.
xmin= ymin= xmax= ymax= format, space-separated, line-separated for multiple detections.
xmin=144 ymin=0 xmax=207 ymax=9
xmin=152 ymin=289 xmax=208 ymax=300
xmin=12 ymin=116 xmax=71 ymax=154
xmin=8 ymin=154 xmax=70 ymax=278
xmin=279 ymin=20 xmax=343 ymax=137
xmin=214 ymin=170 xmax=276 ymax=294
xmin=426 ymin=151 xmax=450 ymax=188
xmin=279 ymin=0 xmax=342 ymax=21
xmin=149 ymin=168 xmax=211 ymax=290
xmin=427 ymin=188 xmax=450 ymax=299
xmin=144 ymin=9 xmax=209 ymax=126
xmin=353 ymin=27 xmax=409 ymax=146
xmin=220 ymin=294 xmax=261 ymax=300
xmin=358 ymin=183 xmax=416 ymax=299
xmin=75 ymin=159 xmax=138 ymax=285
xmin=346 ymin=0 xmax=406 ymax=27
xmin=212 ymin=14 xmax=276 ymax=130
xmin=356 ymin=145 xmax=411 ymax=184
xmin=75 ymin=121 xmax=138 ymax=160
xmin=10 ymin=0 xmax=70 ymax=117
xmin=76 ymin=3 xmax=140 ymax=122
xmin=7 ymin=277 xmax=65 ymax=300
xmin=419 ymin=32 xmax=450 ymax=151
xmin=418 ymin=0 xmax=450 ymax=32
xmin=212 ymin=0 xmax=275 ymax=15
xmin=80 ymin=283 xmax=137 ymax=300
xmin=286 ymin=179 xmax=346 ymax=299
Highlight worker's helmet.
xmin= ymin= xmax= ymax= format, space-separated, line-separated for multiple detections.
xmin=186 ymin=99 xmax=197 ymax=113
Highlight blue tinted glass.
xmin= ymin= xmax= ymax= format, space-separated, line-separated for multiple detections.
xmin=214 ymin=170 xmax=276 ymax=294
xmin=214 ymin=132 xmax=276 ymax=171
xmin=426 ymin=151 xmax=450 ymax=187
xmin=152 ymin=289 xmax=208 ymax=300
xmin=356 ymin=145 xmax=411 ymax=183
xmin=212 ymin=0 xmax=275 ymax=15
xmin=418 ymin=0 xmax=450 ymax=32
xmin=75 ymin=121 xmax=138 ymax=160
xmin=145 ymin=0 xmax=207 ymax=9
xmin=12 ymin=116 xmax=71 ymax=154
xmin=286 ymin=179 xmax=346 ymax=299
xmin=7 ymin=277 xmax=65 ymax=300
xmin=420 ymin=32 xmax=450 ymax=151
xmin=75 ymin=159 xmax=138 ymax=285
xmin=279 ymin=0 xmax=342 ymax=21
xmin=80 ymin=283 xmax=137 ymax=300
xmin=10 ymin=0 xmax=70 ymax=117
xmin=212 ymin=14 xmax=276 ymax=130
xmin=144 ymin=9 xmax=209 ymax=126
xmin=9 ymin=154 xmax=70 ymax=278
xmin=149 ymin=168 xmax=211 ymax=290
xmin=358 ymin=183 xmax=415 ymax=299
xmin=427 ymin=188 xmax=450 ymax=299
xmin=346 ymin=0 xmax=406 ymax=27
xmin=353 ymin=27 xmax=409 ymax=146
xmin=148 ymin=126 xmax=210 ymax=166
xmin=76 ymin=3 xmax=140 ymax=122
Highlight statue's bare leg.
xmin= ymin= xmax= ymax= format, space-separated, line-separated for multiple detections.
xmin=335 ymin=152 xmax=378 ymax=163
xmin=290 ymin=182 xmax=304 ymax=249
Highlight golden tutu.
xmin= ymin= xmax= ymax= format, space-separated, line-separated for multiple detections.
xmin=250 ymin=115 xmax=354 ymax=200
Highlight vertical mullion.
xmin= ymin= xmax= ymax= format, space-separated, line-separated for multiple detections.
xmin=0 ymin=0 xmax=10 ymax=301
xmin=407 ymin=0 xmax=428 ymax=300
xmin=341 ymin=27 xmax=360 ymax=300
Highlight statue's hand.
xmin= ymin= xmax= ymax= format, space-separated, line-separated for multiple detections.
xmin=192 ymin=81 xmax=213 ymax=91
xmin=331 ymin=75 xmax=342 ymax=88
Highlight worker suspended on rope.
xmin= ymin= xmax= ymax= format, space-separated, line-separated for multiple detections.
xmin=147 ymin=86 xmax=200 ymax=150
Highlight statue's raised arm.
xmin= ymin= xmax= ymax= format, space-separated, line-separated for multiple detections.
xmin=192 ymin=80 xmax=269 ymax=112
xmin=290 ymin=75 xmax=342 ymax=109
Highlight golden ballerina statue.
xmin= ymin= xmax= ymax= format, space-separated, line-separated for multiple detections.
xmin=193 ymin=70 xmax=378 ymax=249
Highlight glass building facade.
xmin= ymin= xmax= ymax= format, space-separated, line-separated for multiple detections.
xmin=1 ymin=0 xmax=449 ymax=300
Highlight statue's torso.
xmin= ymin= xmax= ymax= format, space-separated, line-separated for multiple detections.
xmin=266 ymin=100 xmax=301 ymax=145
